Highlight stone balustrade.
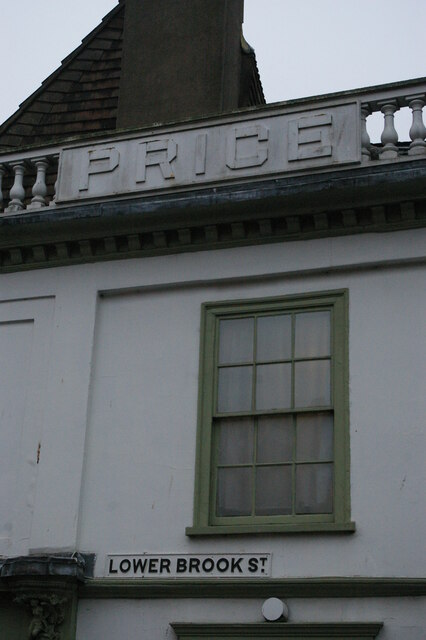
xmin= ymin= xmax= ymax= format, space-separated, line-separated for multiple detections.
xmin=0 ymin=79 xmax=425 ymax=215
xmin=0 ymin=150 xmax=59 ymax=214
xmin=361 ymin=80 xmax=426 ymax=161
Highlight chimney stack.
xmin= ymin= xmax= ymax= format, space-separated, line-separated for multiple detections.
xmin=117 ymin=0 xmax=245 ymax=129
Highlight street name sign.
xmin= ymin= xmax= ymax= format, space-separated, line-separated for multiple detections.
xmin=106 ymin=553 xmax=272 ymax=578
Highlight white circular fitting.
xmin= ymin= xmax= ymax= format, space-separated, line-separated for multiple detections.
xmin=261 ymin=597 xmax=288 ymax=622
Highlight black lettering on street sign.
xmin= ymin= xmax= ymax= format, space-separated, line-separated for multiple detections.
xmin=106 ymin=553 xmax=271 ymax=578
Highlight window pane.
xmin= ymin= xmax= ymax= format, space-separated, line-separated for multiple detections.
xmin=255 ymin=363 xmax=291 ymax=410
xmin=296 ymin=413 xmax=333 ymax=461
xmin=255 ymin=466 xmax=292 ymax=515
xmin=257 ymin=415 xmax=294 ymax=463
xmin=256 ymin=314 xmax=291 ymax=361
xmin=218 ymin=418 xmax=254 ymax=464
xmin=295 ymin=311 xmax=330 ymax=358
xmin=296 ymin=463 xmax=333 ymax=514
xmin=294 ymin=360 xmax=330 ymax=407
xmin=217 ymin=467 xmax=252 ymax=516
xmin=217 ymin=366 xmax=252 ymax=413
xmin=218 ymin=318 xmax=254 ymax=364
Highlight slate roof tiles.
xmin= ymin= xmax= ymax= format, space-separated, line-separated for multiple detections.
xmin=0 ymin=2 xmax=124 ymax=150
xmin=0 ymin=0 xmax=264 ymax=150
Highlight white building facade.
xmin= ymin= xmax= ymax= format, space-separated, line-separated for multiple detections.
xmin=0 ymin=4 xmax=425 ymax=638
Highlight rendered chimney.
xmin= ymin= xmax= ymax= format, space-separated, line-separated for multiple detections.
xmin=117 ymin=0 xmax=246 ymax=129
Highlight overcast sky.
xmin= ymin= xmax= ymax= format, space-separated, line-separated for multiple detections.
xmin=1 ymin=0 xmax=425 ymax=138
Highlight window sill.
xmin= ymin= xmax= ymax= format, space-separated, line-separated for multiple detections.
xmin=186 ymin=521 xmax=356 ymax=536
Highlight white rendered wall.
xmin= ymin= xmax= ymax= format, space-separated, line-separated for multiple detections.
xmin=0 ymin=298 xmax=54 ymax=556
xmin=77 ymin=261 xmax=426 ymax=578
xmin=0 ymin=229 xmax=425 ymax=578
xmin=76 ymin=597 xmax=425 ymax=640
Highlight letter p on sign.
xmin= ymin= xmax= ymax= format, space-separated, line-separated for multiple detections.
xmin=79 ymin=147 xmax=120 ymax=192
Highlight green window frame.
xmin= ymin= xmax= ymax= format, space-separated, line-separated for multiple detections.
xmin=186 ymin=290 xmax=354 ymax=536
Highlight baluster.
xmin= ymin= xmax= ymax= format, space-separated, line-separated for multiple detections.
xmin=0 ymin=164 xmax=5 ymax=212
xmin=5 ymin=161 xmax=26 ymax=212
xmin=28 ymin=157 xmax=49 ymax=209
xmin=49 ymin=154 xmax=60 ymax=207
xmin=407 ymin=95 xmax=426 ymax=156
xmin=378 ymin=101 xmax=399 ymax=159
xmin=361 ymin=105 xmax=371 ymax=161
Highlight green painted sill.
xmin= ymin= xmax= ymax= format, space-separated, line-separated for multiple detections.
xmin=186 ymin=521 xmax=356 ymax=536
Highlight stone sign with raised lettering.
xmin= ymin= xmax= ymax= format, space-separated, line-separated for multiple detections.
xmin=56 ymin=102 xmax=359 ymax=204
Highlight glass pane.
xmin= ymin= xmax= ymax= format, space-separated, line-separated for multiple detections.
xmin=257 ymin=415 xmax=294 ymax=463
xmin=295 ymin=463 xmax=333 ymax=514
xmin=217 ymin=366 xmax=252 ymax=413
xmin=297 ymin=413 xmax=333 ymax=461
xmin=218 ymin=318 xmax=254 ymax=364
xmin=255 ymin=466 xmax=292 ymax=515
xmin=255 ymin=363 xmax=291 ymax=410
xmin=218 ymin=418 xmax=254 ymax=464
xmin=295 ymin=311 xmax=330 ymax=358
xmin=294 ymin=360 xmax=330 ymax=407
xmin=257 ymin=314 xmax=292 ymax=361
xmin=217 ymin=467 xmax=252 ymax=516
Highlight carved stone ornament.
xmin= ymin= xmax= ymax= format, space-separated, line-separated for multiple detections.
xmin=14 ymin=593 xmax=68 ymax=640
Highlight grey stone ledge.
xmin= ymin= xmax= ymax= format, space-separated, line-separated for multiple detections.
xmin=0 ymin=161 xmax=425 ymax=273
xmin=0 ymin=554 xmax=89 ymax=581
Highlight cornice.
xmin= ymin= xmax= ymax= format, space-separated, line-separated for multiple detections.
xmin=0 ymin=161 xmax=425 ymax=274
xmin=2 ymin=574 xmax=425 ymax=601
xmin=171 ymin=623 xmax=383 ymax=638
xmin=78 ymin=577 xmax=426 ymax=599
xmin=0 ymin=555 xmax=86 ymax=581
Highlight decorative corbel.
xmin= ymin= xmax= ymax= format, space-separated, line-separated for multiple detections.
xmin=1 ymin=554 xmax=91 ymax=640
xmin=14 ymin=593 xmax=68 ymax=640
